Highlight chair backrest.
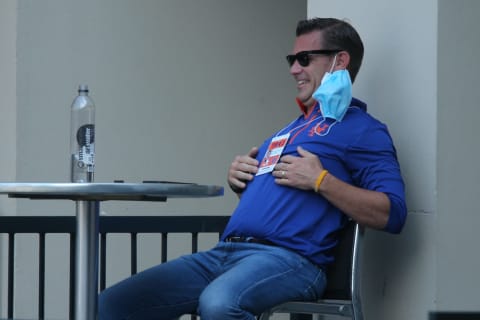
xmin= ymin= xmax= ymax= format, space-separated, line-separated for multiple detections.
xmin=257 ymin=220 xmax=365 ymax=320
xmin=323 ymin=220 xmax=362 ymax=300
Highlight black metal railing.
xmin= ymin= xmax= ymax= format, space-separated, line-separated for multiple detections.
xmin=0 ymin=215 xmax=230 ymax=320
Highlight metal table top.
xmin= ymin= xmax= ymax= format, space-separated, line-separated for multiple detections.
xmin=0 ymin=181 xmax=224 ymax=201
xmin=0 ymin=180 xmax=224 ymax=320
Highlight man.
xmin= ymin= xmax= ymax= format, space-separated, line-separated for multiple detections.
xmin=99 ymin=17 xmax=406 ymax=320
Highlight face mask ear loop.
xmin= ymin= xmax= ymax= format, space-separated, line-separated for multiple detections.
xmin=315 ymin=118 xmax=337 ymax=136
xmin=321 ymin=54 xmax=338 ymax=85
xmin=328 ymin=54 xmax=338 ymax=73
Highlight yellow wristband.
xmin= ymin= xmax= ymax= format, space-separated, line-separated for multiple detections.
xmin=314 ymin=170 xmax=328 ymax=193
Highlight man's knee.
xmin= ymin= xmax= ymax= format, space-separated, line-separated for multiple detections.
xmin=198 ymin=289 xmax=236 ymax=319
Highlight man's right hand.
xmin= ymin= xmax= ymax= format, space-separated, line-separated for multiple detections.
xmin=227 ymin=147 xmax=259 ymax=194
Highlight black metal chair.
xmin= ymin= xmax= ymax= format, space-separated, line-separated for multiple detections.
xmin=259 ymin=221 xmax=364 ymax=320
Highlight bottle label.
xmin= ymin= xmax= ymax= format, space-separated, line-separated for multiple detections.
xmin=77 ymin=124 xmax=95 ymax=166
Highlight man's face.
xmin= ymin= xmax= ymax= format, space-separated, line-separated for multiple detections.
xmin=289 ymin=31 xmax=335 ymax=110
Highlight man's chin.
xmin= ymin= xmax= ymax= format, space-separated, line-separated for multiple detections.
xmin=296 ymin=96 xmax=316 ymax=110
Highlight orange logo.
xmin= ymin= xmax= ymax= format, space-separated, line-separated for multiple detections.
xmin=309 ymin=121 xmax=330 ymax=136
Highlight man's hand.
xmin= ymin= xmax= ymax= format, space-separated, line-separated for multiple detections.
xmin=227 ymin=147 xmax=259 ymax=194
xmin=274 ymin=146 xmax=390 ymax=230
xmin=273 ymin=146 xmax=323 ymax=190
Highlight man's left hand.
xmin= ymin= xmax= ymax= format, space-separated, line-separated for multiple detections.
xmin=273 ymin=146 xmax=324 ymax=191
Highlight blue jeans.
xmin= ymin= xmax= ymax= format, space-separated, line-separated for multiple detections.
xmin=98 ymin=241 xmax=326 ymax=320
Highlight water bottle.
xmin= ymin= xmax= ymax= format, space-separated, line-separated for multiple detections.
xmin=70 ymin=85 xmax=95 ymax=182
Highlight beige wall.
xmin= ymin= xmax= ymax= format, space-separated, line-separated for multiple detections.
xmin=0 ymin=0 xmax=17 ymax=314
xmin=1 ymin=0 xmax=307 ymax=318
xmin=13 ymin=0 xmax=305 ymax=217
xmin=309 ymin=0 xmax=480 ymax=319
xmin=437 ymin=0 xmax=480 ymax=311
xmin=0 ymin=1 xmax=17 ymax=212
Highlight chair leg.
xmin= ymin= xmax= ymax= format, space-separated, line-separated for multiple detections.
xmin=352 ymin=303 xmax=364 ymax=320
xmin=258 ymin=311 xmax=272 ymax=320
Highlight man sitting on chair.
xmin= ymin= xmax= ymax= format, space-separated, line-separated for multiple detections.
xmin=99 ymin=17 xmax=407 ymax=320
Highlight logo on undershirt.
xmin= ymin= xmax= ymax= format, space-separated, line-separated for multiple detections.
xmin=309 ymin=120 xmax=335 ymax=136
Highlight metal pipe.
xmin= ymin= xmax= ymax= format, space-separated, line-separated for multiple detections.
xmin=75 ymin=200 xmax=99 ymax=320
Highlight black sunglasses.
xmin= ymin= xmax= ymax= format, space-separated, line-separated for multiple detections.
xmin=286 ymin=50 xmax=341 ymax=67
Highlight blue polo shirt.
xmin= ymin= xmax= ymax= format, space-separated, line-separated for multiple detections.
xmin=221 ymin=98 xmax=407 ymax=266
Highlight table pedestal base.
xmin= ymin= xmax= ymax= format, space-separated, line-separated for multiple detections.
xmin=75 ymin=201 xmax=99 ymax=320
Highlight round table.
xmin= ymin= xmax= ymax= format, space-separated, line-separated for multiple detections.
xmin=0 ymin=182 xmax=224 ymax=320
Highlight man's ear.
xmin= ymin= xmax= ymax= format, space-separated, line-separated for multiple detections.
xmin=335 ymin=51 xmax=350 ymax=70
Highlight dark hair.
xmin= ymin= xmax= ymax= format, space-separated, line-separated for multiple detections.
xmin=296 ymin=18 xmax=364 ymax=82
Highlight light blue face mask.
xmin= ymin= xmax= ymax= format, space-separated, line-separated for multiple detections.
xmin=312 ymin=55 xmax=352 ymax=122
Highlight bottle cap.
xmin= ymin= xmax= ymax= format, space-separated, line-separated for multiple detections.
xmin=78 ymin=85 xmax=89 ymax=93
